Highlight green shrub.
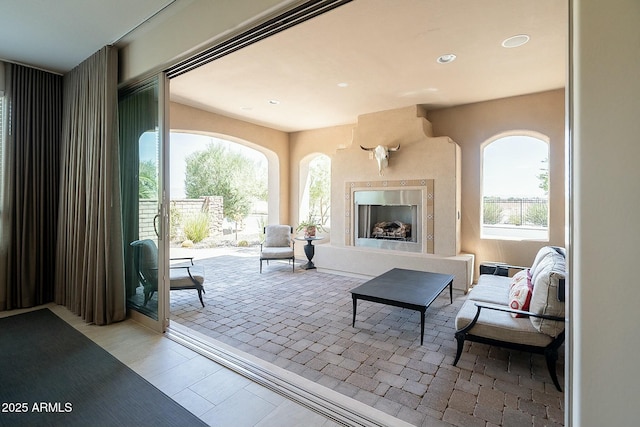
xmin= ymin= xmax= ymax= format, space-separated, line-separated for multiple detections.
xmin=507 ymin=214 xmax=523 ymax=226
xmin=525 ymin=203 xmax=549 ymax=226
xmin=237 ymin=240 xmax=249 ymax=247
xmin=182 ymin=212 xmax=210 ymax=243
xmin=483 ymin=203 xmax=503 ymax=225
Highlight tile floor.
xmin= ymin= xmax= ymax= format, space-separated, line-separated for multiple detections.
xmin=1 ymin=304 xmax=345 ymax=427
xmin=168 ymin=246 xmax=566 ymax=427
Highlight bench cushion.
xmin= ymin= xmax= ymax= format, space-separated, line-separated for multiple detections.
xmin=455 ymin=300 xmax=554 ymax=348
xmin=467 ymin=274 xmax=511 ymax=305
xmin=529 ymin=250 xmax=566 ymax=336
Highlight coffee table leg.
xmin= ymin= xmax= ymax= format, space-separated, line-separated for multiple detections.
xmin=420 ymin=310 xmax=425 ymax=345
xmin=449 ymin=280 xmax=453 ymax=304
xmin=352 ymin=296 xmax=357 ymax=327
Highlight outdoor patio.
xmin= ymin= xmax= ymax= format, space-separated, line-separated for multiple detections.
xmin=166 ymin=246 xmax=565 ymax=427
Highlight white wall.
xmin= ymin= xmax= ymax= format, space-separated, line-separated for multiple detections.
xmin=571 ymin=0 xmax=640 ymax=425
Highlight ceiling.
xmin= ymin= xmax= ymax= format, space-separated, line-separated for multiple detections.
xmin=0 ymin=0 xmax=175 ymax=74
xmin=1 ymin=0 xmax=567 ymax=133
xmin=171 ymin=0 xmax=568 ymax=132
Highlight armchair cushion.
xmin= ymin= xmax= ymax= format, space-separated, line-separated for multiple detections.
xmin=264 ymin=225 xmax=292 ymax=247
xmin=169 ymin=265 xmax=205 ymax=289
xmin=260 ymin=247 xmax=294 ymax=259
xmin=135 ymin=239 xmax=159 ymax=283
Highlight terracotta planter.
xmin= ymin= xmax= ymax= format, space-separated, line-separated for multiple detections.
xmin=304 ymin=225 xmax=317 ymax=237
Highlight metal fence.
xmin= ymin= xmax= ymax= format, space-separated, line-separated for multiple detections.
xmin=482 ymin=197 xmax=548 ymax=227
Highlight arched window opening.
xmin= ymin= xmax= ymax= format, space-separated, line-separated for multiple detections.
xmin=169 ymin=132 xmax=268 ymax=244
xmin=299 ymin=154 xmax=331 ymax=231
xmin=481 ymin=134 xmax=549 ymax=241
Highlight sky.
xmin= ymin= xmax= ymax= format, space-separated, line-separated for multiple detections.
xmin=482 ymin=135 xmax=548 ymax=198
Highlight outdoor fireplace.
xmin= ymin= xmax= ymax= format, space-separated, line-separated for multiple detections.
xmin=354 ymin=189 xmax=422 ymax=253
xmin=314 ymin=106 xmax=472 ymax=291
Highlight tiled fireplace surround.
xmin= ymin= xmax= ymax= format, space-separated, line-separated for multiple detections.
xmin=314 ymin=106 xmax=474 ymax=291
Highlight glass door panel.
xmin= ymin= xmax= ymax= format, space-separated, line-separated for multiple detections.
xmin=118 ymin=75 xmax=169 ymax=332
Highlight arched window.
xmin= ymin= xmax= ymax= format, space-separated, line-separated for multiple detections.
xmin=169 ymin=132 xmax=268 ymax=239
xmin=481 ymin=133 xmax=549 ymax=240
xmin=299 ymin=154 xmax=331 ymax=229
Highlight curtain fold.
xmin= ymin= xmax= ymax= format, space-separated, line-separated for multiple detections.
xmin=55 ymin=46 xmax=125 ymax=325
xmin=0 ymin=63 xmax=62 ymax=310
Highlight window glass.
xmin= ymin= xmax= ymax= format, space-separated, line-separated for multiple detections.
xmin=482 ymin=135 xmax=549 ymax=240
xmin=300 ymin=154 xmax=331 ymax=229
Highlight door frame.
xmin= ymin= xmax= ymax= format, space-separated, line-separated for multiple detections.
xmin=124 ymin=73 xmax=171 ymax=333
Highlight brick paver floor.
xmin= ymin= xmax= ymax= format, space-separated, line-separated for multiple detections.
xmin=166 ymin=246 xmax=565 ymax=427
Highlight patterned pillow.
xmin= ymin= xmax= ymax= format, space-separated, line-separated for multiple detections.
xmin=508 ymin=269 xmax=533 ymax=317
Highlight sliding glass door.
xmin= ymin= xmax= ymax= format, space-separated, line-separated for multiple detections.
xmin=118 ymin=74 xmax=170 ymax=332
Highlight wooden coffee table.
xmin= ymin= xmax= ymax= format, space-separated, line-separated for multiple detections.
xmin=350 ymin=268 xmax=454 ymax=345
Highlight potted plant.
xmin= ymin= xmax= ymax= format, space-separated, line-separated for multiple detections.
xmin=296 ymin=217 xmax=326 ymax=238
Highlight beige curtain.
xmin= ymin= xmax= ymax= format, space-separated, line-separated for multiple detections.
xmin=0 ymin=63 xmax=62 ymax=310
xmin=55 ymin=46 xmax=125 ymax=325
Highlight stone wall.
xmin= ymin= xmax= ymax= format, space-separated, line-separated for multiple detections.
xmin=139 ymin=196 xmax=224 ymax=241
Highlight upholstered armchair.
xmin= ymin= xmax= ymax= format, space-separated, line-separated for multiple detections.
xmin=130 ymin=239 xmax=206 ymax=307
xmin=260 ymin=225 xmax=295 ymax=273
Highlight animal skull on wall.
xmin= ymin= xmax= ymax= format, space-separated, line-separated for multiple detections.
xmin=360 ymin=144 xmax=401 ymax=175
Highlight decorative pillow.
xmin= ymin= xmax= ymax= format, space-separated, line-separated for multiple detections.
xmin=508 ymin=269 xmax=528 ymax=289
xmin=508 ymin=269 xmax=533 ymax=317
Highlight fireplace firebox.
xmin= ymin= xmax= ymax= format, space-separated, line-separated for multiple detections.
xmin=354 ymin=189 xmax=422 ymax=253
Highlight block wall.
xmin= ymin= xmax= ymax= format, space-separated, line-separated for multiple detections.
xmin=139 ymin=196 xmax=223 ymax=241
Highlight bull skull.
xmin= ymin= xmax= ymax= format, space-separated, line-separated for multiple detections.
xmin=360 ymin=144 xmax=401 ymax=175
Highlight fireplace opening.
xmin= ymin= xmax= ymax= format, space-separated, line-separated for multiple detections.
xmin=372 ymin=220 xmax=411 ymax=240
xmin=354 ymin=189 xmax=422 ymax=252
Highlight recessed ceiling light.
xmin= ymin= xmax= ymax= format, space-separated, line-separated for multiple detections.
xmin=268 ymin=99 xmax=280 ymax=105
xmin=337 ymin=82 xmax=349 ymax=88
xmin=436 ymin=54 xmax=457 ymax=64
xmin=502 ymin=34 xmax=530 ymax=48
